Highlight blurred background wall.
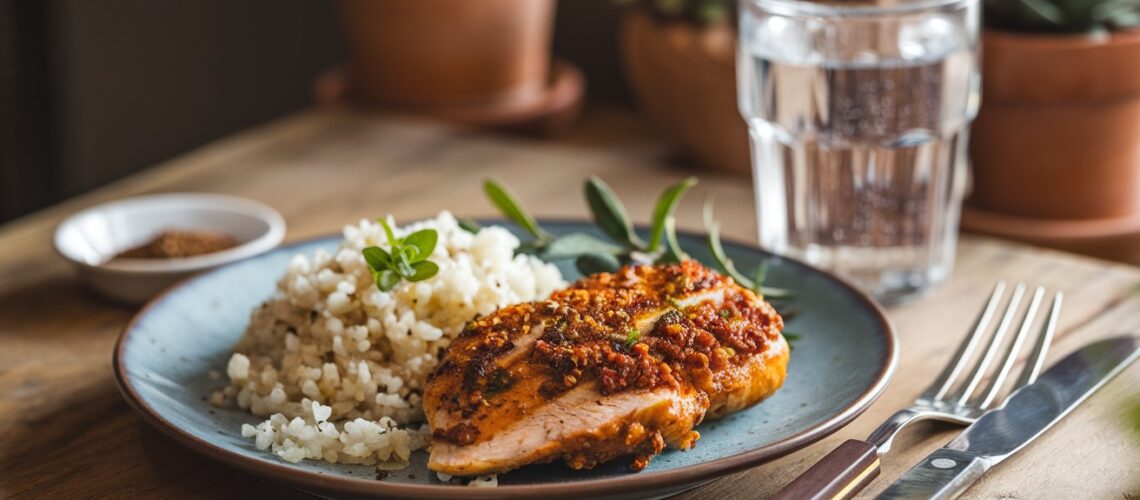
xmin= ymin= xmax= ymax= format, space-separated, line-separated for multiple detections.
xmin=0 ymin=0 xmax=626 ymax=224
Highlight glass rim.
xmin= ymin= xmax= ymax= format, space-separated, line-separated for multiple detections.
xmin=743 ymin=0 xmax=977 ymax=18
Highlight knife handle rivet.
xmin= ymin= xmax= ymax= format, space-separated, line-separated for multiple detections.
xmin=930 ymin=458 xmax=957 ymax=469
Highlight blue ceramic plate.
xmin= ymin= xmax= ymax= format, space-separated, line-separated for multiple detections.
xmin=114 ymin=221 xmax=896 ymax=499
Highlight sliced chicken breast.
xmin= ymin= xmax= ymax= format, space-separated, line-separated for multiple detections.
xmin=424 ymin=261 xmax=789 ymax=476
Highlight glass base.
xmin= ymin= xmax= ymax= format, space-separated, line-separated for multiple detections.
xmin=785 ymin=245 xmax=952 ymax=305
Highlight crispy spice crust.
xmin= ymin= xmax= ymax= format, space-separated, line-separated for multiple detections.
xmin=429 ymin=261 xmax=784 ymax=447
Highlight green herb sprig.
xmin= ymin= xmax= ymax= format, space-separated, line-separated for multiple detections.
xmin=362 ymin=218 xmax=440 ymax=291
xmin=483 ymin=177 xmax=696 ymax=275
xmin=984 ymin=0 xmax=1140 ymax=34
xmin=702 ymin=199 xmax=792 ymax=299
xmin=483 ymin=178 xmax=799 ymax=345
xmin=625 ymin=328 xmax=642 ymax=347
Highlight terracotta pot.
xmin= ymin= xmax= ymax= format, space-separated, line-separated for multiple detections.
xmin=338 ymin=0 xmax=555 ymax=108
xmin=969 ymin=29 xmax=1140 ymax=220
xmin=313 ymin=60 xmax=586 ymax=137
xmin=621 ymin=11 xmax=750 ymax=174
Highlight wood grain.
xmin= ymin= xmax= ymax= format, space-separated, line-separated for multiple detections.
xmin=1 ymin=106 xmax=1138 ymax=499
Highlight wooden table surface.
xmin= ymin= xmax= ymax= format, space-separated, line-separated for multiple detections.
xmin=2 ymin=107 xmax=1138 ymax=499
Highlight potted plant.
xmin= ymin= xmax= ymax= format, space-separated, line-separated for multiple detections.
xmin=962 ymin=0 xmax=1140 ymax=261
xmin=619 ymin=0 xmax=750 ymax=173
xmin=967 ymin=0 xmax=1140 ymax=223
xmin=322 ymin=0 xmax=584 ymax=135
xmin=338 ymin=0 xmax=556 ymax=108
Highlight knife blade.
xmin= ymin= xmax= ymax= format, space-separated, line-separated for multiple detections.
xmin=878 ymin=335 xmax=1140 ymax=500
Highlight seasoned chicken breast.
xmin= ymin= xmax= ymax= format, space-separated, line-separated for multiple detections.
xmin=424 ymin=261 xmax=788 ymax=476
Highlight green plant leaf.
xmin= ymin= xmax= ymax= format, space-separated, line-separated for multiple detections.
xmin=761 ymin=287 xmax=794 ymax=299
xmin=575 ymin=252 xmax=622 ymax=275
xmin=375 ymin=269 xmax=401 ymax=291
xmin=783 ymin=331 xmax=801 ymax=345
xmin=979 ymin=0 xmax=1133 ymax=32
xmin=625 ymin=328 xmax=641 ymax=347
xmin=363 ymin=217 xmax=442 ymax=291
xmin=538 ymin=233 xmax=625 ymax=261
xmin=378 ymin=217 xmax=399 ymax=247
xmin=516 ymin=240 xmax=545 ymax=256
xmin=458 ymin=218 xmax=481 ymax=234
xmin=408 ymin=261 xmax=440 ymax=282
xmin=648 ymin=177 xmax=697 ymax=252
xmin=362 ymin=246 xmax=391 ymax=271
xmin=701 ymin=199 xmax=794 ymax=299
xmin=753 ymin=260 xmax=770 ymax=289
xmin=403 ymin=229 xmax=438 ymax=263
xmin=393 ymin=253 xmax=416 ymax=278
xmin=484 ymin=179 xmax=549 ymax=240
xmin=1019 ymin=0 xmax=1067 ymax=24
xmin=695 ymin=1 xmax=730 ymax=24
xmin=658 ymin=216 xmax=691 ymax=264
xmin=702 ymin=199 xmax=755 ymax=288
xmin=1093 ymin=0 xmax=1140 ymax=28
xmin=585 ymin=176 xmax=645 ymax=250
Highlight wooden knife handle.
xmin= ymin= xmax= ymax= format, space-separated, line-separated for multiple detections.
xmin=771 ymin=439 xmax=882 ymax=500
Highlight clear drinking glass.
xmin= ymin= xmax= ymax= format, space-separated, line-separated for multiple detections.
xmin=738 ymin=0 xmax=980 ymax=303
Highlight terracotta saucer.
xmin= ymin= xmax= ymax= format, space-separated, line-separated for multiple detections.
xmin=314 ymin=59 xmax=585 ymax=137
xmin=960 ymin=204 xmax=1140 ymax=264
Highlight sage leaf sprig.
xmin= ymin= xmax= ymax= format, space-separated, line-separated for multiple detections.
xmin=538 ymin=232 xmax=626 ymax=261
xmin=482 ymin=177 xmax=798 ymax=343
xmin=458 ymin=217 xmax=482 ymax=234
xmin=651 ymin=178 xmax=696 ymax=264
xmin=362 ymin=218 xmax=440 ymax=292
xmin=483 ymin=180 xmax=551 ymax=242
xmin=585 ymin=176 xmax=645 ymax=250
xmin=648 ymin=177 xmax=697 ymax=253
xmin=702 ymin=199 xmax=792 ymax=299
xmin=580 ymin=176 xmax=698 ymax=268
xmin=484 ymin=176 xmax=699 ymax=275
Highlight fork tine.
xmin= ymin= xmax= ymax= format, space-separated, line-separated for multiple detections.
xmin=1013 ymin=291 xmax=1062 ymax=388
xmin=922 ymin=281 xmax=1007 ymax=402
xmin=977 ymin=286 xmax=1045 ymax=409
xmin=953 ymin=283 xmax=1026 ymax=405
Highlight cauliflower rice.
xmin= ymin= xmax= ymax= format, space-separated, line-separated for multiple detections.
xmin=216 ymin=212 xmax=564 ymax=473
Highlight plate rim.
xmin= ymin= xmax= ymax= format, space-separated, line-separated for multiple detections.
xmin=113 ymin=219 xmax=898 ymax=499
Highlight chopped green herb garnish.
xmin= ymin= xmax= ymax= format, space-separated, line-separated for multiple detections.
xmin=625 ymin=328 xmax=641 ymax=347
xmin=719 ymin=309 xmax=732 ymax=319
xmin=363 ymin=217 xmax=440 ymax=292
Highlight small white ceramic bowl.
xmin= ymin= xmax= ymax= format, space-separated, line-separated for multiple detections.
xmin=54 ymin=193 xmax=286 ymax=304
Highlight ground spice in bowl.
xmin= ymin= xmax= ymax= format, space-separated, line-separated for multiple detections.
xmin=113 ymin=230 xmax=239 ymax=260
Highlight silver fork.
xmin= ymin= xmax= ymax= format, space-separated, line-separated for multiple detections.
xmin=773 ymin=282 xmax=1063 ymax=500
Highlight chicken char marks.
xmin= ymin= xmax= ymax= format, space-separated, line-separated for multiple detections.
xmin=424 ymin=261 xmax=788 ymax=476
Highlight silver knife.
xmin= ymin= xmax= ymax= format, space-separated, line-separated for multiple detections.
xmin=878 ymin=335 xmax=1140 ymax=500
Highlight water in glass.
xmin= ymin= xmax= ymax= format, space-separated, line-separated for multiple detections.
xmin=738 ymin=0 xmax=980 ymax=302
